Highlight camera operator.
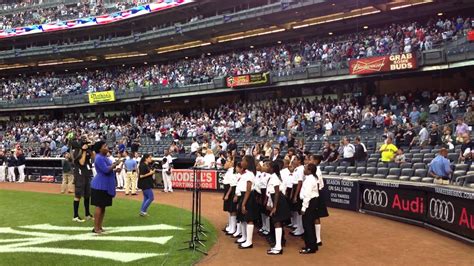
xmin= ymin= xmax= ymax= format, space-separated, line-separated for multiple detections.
xmin=72 ymin=136 xmax=95 ymax=222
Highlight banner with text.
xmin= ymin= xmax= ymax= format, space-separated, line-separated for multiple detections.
xmin=349 ymin=53 xmax=417 ymax=75
xmin=322 ymin=177 xmax=359 ymax=211
xmin=426 ymin=188 xmax=474 ymax=241
xmin=226 ymin=72 xmax=270 ymax=88
xmin=171 ymin=169 xmax=218 ymax=190
xmin=88 ymin=91 xmax=116 ymax=104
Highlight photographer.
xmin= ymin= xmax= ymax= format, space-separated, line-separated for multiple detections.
xmin=72 ymin=137 xmax=95 ymax=222
xmin=138 ymin=154 xmax=155 ymax=217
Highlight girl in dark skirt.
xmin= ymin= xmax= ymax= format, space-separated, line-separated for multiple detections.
xmin=299 ymin=163 xmax=320 ymax=254
xmin=310 ymin=154 xmax=329 ymax=246
xmin=266 ymin=160 xmax=291 ymax=255
xmin=235 ymin=155 xmax=258 ymax=249
xmin=257 ymin=162 xmax=270 ymax=236
xmin=290 ymin=154 xmax=305 ymax=236
xmin=223 ymin=158 xmax=238 ymax=235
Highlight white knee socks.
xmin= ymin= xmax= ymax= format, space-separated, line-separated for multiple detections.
xmin=274 ymin=227 xmax=282 ymax=250
xmin=241 ymin=223 xmax=254 ymax=247
xmin=226 ymin=213 xmax=231 ymax=232
xmin=228 ymin=216 xmax=237 ymax=234
xmin=237 ymin=222 xmax=247 ymax=243
xmin=315 ymin=224 xmax=321 ymax=243
xmin=233 ymin=222 xmax=241 ymax=237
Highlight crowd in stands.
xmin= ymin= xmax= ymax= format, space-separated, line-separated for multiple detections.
xmin=1 ymin=16 xmax=472 ymax=101
xmin=0 ymin=88 xmax=472 ymax=161
xmin=0 ymin=0 xmax=153 ymax=30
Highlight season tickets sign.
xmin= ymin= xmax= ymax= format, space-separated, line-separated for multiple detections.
xmin=349 ymin=53 xmax=417 ymax=75
xmin=171 ymin=169 xmax=218 ymax=190
xmin=226 ymin=73 xmax=269 ymax=88
xmin=88 ymin=91 xmax=116 ymax=104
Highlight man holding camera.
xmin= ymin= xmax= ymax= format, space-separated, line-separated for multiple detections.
xmin=72 ymin=137 xmax=95 ymax=222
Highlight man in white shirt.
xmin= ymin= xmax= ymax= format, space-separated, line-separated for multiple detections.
xmin=190 ymin=138 xmax=199 ymax=155
xmin=342 ymin=137 xmax=356 ymax=166
xmin=418 ymin=123 xmax=429 ymax=148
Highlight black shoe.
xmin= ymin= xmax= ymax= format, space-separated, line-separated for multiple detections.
xmin=238 ymin=244 xmax=253 ymax=249
xmin=231 ymin=234 xmax=241 ymax=238
xmin=299 ymin=248 xmax=317 ymax=254
xmin=317 ymin=242 xmax=323 ymax=246
xmin=225 ymin=231 xmax=235 ymax=236
xmin=267 ymin=248 xmax=283 ymax=255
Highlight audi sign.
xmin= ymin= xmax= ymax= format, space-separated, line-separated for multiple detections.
xmin=360 ymin=184 xmax=426 ymax=221
xmin=429 ymin=199 xmax=455 ymax=224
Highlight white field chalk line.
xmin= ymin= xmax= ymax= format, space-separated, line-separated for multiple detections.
xmin=0 ymin=224 xmax=181 ymax=262
xmin=19 ymin=223 xmax=184 ymax=232
xmin=0 ymin=247 xmax=165 ymax=263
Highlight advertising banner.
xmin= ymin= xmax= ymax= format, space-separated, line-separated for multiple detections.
xmin=360 ymin=181 xmax=426 ymax=222
xmin=88 ymin=91 xmax=116 ymax=104
xmin=349 ymin=53 xmax=417 ymax=75
xmin=226 ymin=72 xmax=270 ymax=88
xmin=322 ymin=177 xmax=359 ymax=211
xmin=426 ymin=187 xmax=474 ymax=241
xmin=171 ymin=169 xmax=218 ymax=190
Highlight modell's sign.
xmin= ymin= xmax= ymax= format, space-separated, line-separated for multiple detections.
xmin=226 ymin=72 xmax=269 ymax=88
xmin=171 ymin=169 xmax=218 ymax=190
xmin=349 ymin=53 xmax=417 ymax=75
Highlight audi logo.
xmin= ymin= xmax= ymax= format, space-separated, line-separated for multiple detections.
xmin=363 ymin=189 xmax=388 ymax=207
xmin=429 ymin=199 xmax=455 ymax=224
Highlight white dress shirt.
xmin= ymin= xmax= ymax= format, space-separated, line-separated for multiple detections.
xmin=300 ymin=174 xmax=320 ymax=212
xmin=292 ymin=165 xmax=305 ymax=185
xmin=236 ymin=170 xmax=255 ymax=196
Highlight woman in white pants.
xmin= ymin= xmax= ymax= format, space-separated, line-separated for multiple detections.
xmin=162 ymin=150 xmax=173 ymax=193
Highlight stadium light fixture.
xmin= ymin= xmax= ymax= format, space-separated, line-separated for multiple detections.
xmin=277 ymin=41 xmax=282 ymax=44
xmin=250 ymin=45 xmax=254 ymax=48
xmin=185 ymin=56 xmax=189 ymax=59
xmin=207 ymin=52 xmax=211 ymax=56
xmin=363 ymin=25 xmax=369 ymax=29
xmin=105 ymin=53 xmax=147 ymax=60
xmin=389 ymin=0 xmax=433 ymax=10
xmin=437 ymin=12 xmax=443 ymax=16
xmin=328 ymin=32 xmax=333 ymax=35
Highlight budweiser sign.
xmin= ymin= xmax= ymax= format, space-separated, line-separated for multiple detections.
xmin=350 ymin=53 xmax=417 ymax=75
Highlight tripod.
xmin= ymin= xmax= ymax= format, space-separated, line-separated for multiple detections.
xmin=180 ymin=167 xmax=207 ymax=255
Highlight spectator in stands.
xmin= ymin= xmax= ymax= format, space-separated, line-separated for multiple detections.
xmin=459 ymin=133 xmax=473 ymax=165
xmin=429 ymin=100 xmax=440 ymax=116
xmin=353 ymin=136 xmax=367 ymax=163
xmin=429 ymin=148 xmax=453 ymax=185
xmin=464 ymin=106 xmax=474 ymax=126
xmin=324 ymin=143 xmax=339 ymax=163
xmin=379 ymin=137 xmax=398 ymax=163
xmin=403 ymin=123 xmax=416 ymax=147
xmin=203 ymin=148 xmax=216 ymax=169
xmin=429 ymin=123 xmax=440 ymax=146
xmin=409 ymin=107 xmax=421 ymax=125
xmin=272 ymin=147 xmax=282 ymax=161
xmin=342 ymin=137 xmax=356 ymax=166
xmin=190 ymin=138 xmax=199 ymax=155
xmin=455 ymin=117 xmax=470 ymax=143
xmin=441 ymin=126 xmax=454 ymax=150
xmin=394 ymin=148 xmax=406 ymax=163
xmin=418 ymin=123 xmax=429 ymax=147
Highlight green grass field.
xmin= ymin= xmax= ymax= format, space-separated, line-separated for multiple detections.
xmin=0 ymin=190 xmax=216 ymax=265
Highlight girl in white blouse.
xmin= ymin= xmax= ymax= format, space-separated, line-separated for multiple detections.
xmin=266 ymin=160 xmax=291 ymax=255
xmin=299 ymin=163 xmax=320 ymax=254
xmin=234 ymin=155 xmax=258 ymax=249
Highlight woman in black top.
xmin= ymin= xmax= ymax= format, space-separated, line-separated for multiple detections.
xmin=138 ymin=154 xmax=155 ymax=217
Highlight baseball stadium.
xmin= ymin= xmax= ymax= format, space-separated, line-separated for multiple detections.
xmin=0 ymin=0 xmax=473 ymax=265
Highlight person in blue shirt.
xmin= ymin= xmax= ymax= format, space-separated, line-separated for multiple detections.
xmin=91 ymin=141 xmax=122 ymax=234
xmin=409 ymin=107 xmax=421 ymax=124
xmin=428 ymin=148 xmax=453 ymax=185
xmin=124 ymin=151 xmax=138 ymax=195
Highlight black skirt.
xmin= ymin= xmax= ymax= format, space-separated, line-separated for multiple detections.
xmin=317 ymin=189 xmax=329 ymax=218
xmin=269 ymin=193 xmax=291 ymax=223
xmin=258 ymin=188 xmax=268 ymax=215
xmin=237 ymin=192 xmax=258 ymax=222
xmin=290 ymin=184 xmax=302 ymax=212
xmin=223 ymin=185 xmax=236 ymax=212
xmin=91 ymin=188 xmax=113 ymax=207
xmin=304 ymin=197 xmax=319 ymax=220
